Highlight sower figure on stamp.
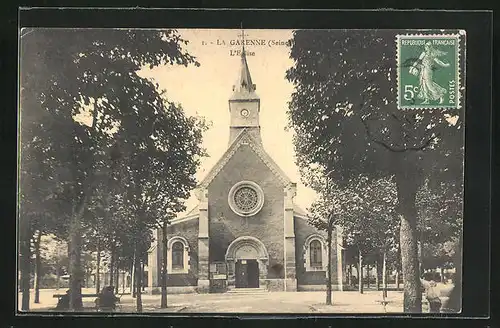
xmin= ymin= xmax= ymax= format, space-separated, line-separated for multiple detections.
xmin=409 ymin=41 xmax=451 ymax=105
xmin=421 ymin=274 xmax=442 ymax=313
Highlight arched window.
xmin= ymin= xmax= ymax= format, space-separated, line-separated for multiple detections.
xmin=167 ymin=236 xmax=190 ymax=274
xmin=304 ymin=234 xmax=328 ymax=272
xmin=171 ymin=242 xmax=184 ymax=270
xmin=310 ymin=240 xmax=323 ymax=268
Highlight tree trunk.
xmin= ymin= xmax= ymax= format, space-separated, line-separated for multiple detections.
xmin=122 ymin=271 xmax=126 ymax=293
xmin=34 ymin=230 xmax=42 ymax=304
xmin=115 ymin=269 xmax=120 ymax=294
xmin=358 ymin=250 xmax=363 ymax=294
xmin=104 ymin=270 xmax=108 ymax=286
xmin=440 ymin=267 xmax=445 ymax=284
xmin=131 ymin=253 xmax=136 ymax=297
xmin=382 ymin=250 xmax=388 ymax=298
xmin=56 ymin=266 xmax=60 ymax=290
xmin=85 ymin=269 xmax=90 ymax=288
xmin=367 ymin=264 xmax=370 ymax=288
xmin=135 ymin=253 xmax=142 ymax=313
xmin=141 ymin=261 xmax=145 ymax=292
xmin=348 ymin=264 xmax=352 ymax=287
xmin=375 ymin=260 xmax=380 ymax=291
xmin=396 ymin=270 xmax=400 ymax=290
xmin=325 ymin=226 xmax=333 ymax=305
xmin=396 ymin=168 xmax=422 ymax=313
xmin=19 ymin=218 xmax=31 ymax=311
xmin=418 ymin=241 xmax=424 ymax=276
xmin=110 ymin=245 xmax=115 ymax=288
xmin=68 ymin=200 xmax=85 ymax=311
xmin=95 ymin=244 xmax=101 ymax=294
xmin=161 ymin=224 xmax=168 ymax=308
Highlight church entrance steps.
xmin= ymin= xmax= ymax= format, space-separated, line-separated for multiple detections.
xmin=226 ymin=287 xmax=268 ymax=294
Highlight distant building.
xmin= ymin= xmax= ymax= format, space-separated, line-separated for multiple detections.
xmin=147 ymin=46 xmax=344 ymax=293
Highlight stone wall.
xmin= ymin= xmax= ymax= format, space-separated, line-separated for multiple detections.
xmin=294 ymin=217 xmax=339 ymax=287
xmin=160 ymin=218 xmax=200 ymax=287
xmin=264 ymin=279 xmax=285 ymax=291
xmin=208 ymin=144 xmax=286 ymax=277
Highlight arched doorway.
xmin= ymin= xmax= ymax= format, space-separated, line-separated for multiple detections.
xmin=225 ymin=236 xmax=269 ymax=288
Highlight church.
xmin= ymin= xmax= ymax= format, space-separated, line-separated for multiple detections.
xmin=147 ymin=45 xmax=344 ymax=294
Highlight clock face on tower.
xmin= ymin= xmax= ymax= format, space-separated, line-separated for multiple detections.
xmin=240 ymin=109 xmax=249 ymax=117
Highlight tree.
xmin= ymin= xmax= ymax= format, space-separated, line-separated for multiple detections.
xmin=415 ymin=178 xmax=462 ymax=286
xmin=330 ymin=176 xmax=399 ymax=294
xmin=110 ymin=191 xmax=154 ymax=312
xmin=32 ymin=230 xmax=42 ymax=303
xmin=149 ymin=107 xmax=207 ymax=309
xmin=305 ymin=171 xmax=396 ymax=302
xmin=81 ymin=224 xmax=106 ymax=293
xmin=306 ymin=171 xmax=339 ymax=305
xmin=41 ymin=237 xmax=69 ymax=290
xmin=286 ymin=30 xmax=464 ymax=312
xmin=18 ymin=136 xmax=71 ymax=309
xmin=20 ymin=28 xmax=200 ymax=310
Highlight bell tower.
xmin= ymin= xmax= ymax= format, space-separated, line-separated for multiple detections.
xmin=228 ymin=29 xmax=261 ymax=145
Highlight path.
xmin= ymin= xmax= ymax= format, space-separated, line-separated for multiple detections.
xmin=18 ymin=285 xmax=453 ymax=313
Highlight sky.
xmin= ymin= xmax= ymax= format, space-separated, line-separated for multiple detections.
xmin=139 ymin=29 xmax=317 ymax=215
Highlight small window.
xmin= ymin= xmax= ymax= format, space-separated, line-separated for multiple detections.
xmin=310 ymin=240 xmax=323 ymax=268
xmin=171 ymin=242 xmax=184 ymax=269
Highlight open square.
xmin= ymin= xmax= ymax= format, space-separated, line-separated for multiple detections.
xmin=19 ymin=285 xmax=453 ymax=314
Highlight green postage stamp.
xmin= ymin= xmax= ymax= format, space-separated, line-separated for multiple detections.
xmin=397 ymin=32 xmax=464 ymax=109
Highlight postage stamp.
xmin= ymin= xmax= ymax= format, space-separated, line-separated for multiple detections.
xmin=397 ymin=32 xmax=463 ymax=110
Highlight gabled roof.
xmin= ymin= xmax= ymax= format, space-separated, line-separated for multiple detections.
xmin=198 ymin=128 xmax=292 ymax=189
xmin=293 ymin=204 xmax=309 ymax=217
xmin=184 ymin=205 xmax=199 ymax=217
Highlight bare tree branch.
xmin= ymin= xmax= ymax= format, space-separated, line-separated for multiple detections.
xmin=361 ymin=117 xmax=439 ymax=153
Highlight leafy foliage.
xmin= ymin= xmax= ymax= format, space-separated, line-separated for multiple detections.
xmin=338 ymin=177 xmax=399 ymax=254
xmin=286 ymin=30 xmax=463 ymax=185
xmin=416 ymin=179 xmax=463 ymax=244
xmin=416 ymin=179 xmax=463 ymax=270
xmin=19 ymin=29 xmax=206 ymax=310
xmin=286 ymin=29 xmax=464 ymax=312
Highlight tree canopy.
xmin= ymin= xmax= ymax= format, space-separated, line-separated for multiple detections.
xmin=286 ymin=29 xmax=464 ymax=312
xmin=19 ymin=28 xmax=206 ymax=311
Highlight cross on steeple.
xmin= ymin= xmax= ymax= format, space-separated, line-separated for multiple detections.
xmin=231 ymin=24 xmax=256 ymax=95
xmin=237 ymin=23 xmax=249 ymax=54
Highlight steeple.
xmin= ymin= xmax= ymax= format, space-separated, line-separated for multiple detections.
xmin=228 ymin=27 xmax=261 ymax=145
xmin=230 ymin=28 xmax=259 ymax=101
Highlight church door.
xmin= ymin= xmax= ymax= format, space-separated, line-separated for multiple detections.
xmin=235 ymin=260 xmax=248 ymax=288
xmin=235 ymin=259 xmax=259 ymax=288
xmin=247 ymin=260 xmax=259 ymax=288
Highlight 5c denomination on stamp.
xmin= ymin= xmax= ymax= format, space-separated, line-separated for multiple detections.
xmin=397 ymin=32 xmax=464 ymax=110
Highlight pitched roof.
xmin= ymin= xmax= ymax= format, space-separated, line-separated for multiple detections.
xmin=293 ymin=204 xmax=309 ymax=217
xmin=184 ymin=204 xmax=199 ymax=217
xmin=198 ymin=128 xmax=292 ymax=189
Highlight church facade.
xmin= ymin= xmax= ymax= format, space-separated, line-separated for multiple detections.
xmin=147 ymin=48 xmax=344 ymax=293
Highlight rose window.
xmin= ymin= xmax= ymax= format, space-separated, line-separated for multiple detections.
xmin=228 ymin=181 xmax=265 ymax=217
xmin=234 ymin=187 xmax=259 ymax=212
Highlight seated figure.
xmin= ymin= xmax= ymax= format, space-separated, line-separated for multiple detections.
xmin=95 ymin=286 xmax=119 ymax=311
xmin=55 ymin=290 xmax=70 ymax=310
